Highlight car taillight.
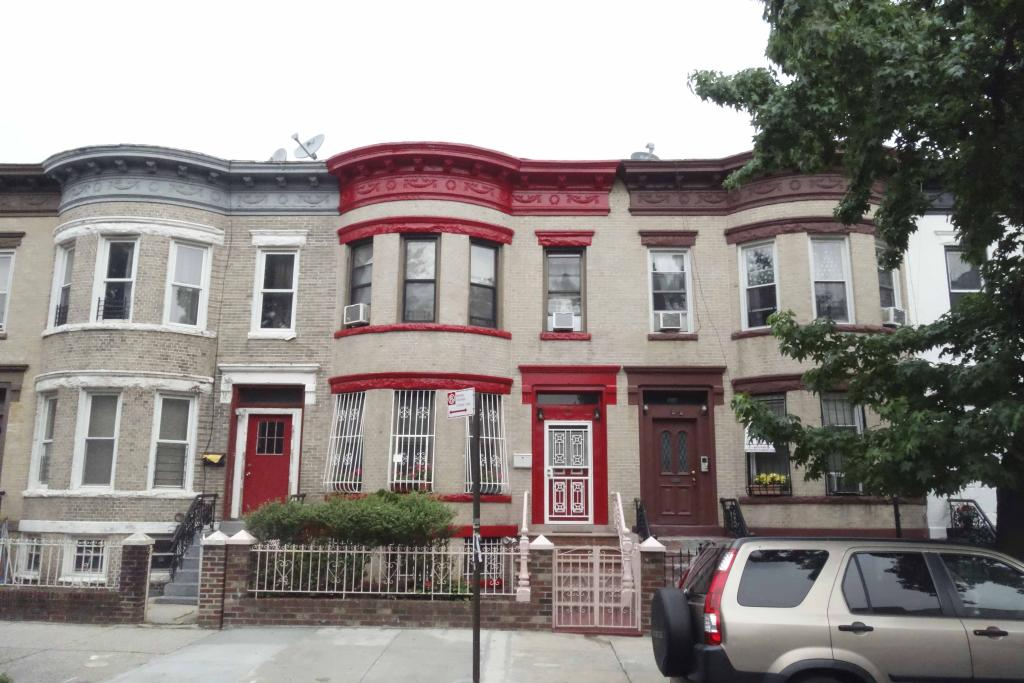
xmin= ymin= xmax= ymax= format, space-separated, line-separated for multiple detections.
xmin=703 ymin=549 xmax=736 ymax=646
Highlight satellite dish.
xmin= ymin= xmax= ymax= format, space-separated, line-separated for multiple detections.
xmin=292 ymin=133 xmax=325 ymax=160
xmin=269 ymin=148 xmax=287 ymax=162
xmin=629 ymin=142 xmax=660 ymax=161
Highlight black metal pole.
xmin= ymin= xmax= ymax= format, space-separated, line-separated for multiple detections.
xmin=470 ymin=391 xmax=483 ymax=683
xmin=892 ymin=496 xmax=903 ymax=538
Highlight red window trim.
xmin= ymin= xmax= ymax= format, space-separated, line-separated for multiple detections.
xmin=638 ymin=230 xmax=698 ymax=247
xmin=450 ymin=524 xmax=520 ymax=538
xmin=339 ymin=216 xmax=514 ymax=245
xmin=329 ymin=372 xmax=513 ymax=395
xmin=335 ymin=323 xmax=512 ymax=340
xmin=436 ymin=494 xmax=513 ymax=504
xmin=539 ymin=332 xmax=592 ymax=341
xmin=535 ymin=230 xmax=594 ymax=247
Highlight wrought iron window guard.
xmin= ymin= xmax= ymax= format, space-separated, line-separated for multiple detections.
xmin=97 ymin=297 xmax=131 ymax=321
xmin=53 ymin=305 xmax=69 ymax=327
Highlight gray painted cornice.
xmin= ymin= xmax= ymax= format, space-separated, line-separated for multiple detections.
xmin=42 ymin=145 xmax=338 ymax=215
xmin=0 ymin=164 xmax=61 ymax=216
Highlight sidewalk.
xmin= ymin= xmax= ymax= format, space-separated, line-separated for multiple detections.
xmin=0 ymin=622 xmax=667 ymax=683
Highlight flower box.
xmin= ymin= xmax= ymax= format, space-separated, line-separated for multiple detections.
xmin=747 ymin=483 xmax=791 ymax=497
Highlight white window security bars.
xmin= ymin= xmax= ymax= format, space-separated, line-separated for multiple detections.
xmin=389 ymin=390 xmax=436 ymax=492
xmin=324 ymin=392 xmax=367 ymax=493
xmin=0 ymin=536 xmax=121 ymax=589
xmin=463 ymin=393 xmax=510 ymax=495
xmin=249 ymin=539 xmax=520 ymax=598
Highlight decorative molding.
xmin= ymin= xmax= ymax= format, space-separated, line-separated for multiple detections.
xmin=34 ymin=370 xmax=213 ymax=395
xmin=534 ymin=230 xmax=594 ymax=247
xmin=218 ymin=363 xmax=320 ymax=405
xmin=731 ymin=328 xmax=773 ymax=340
xmin=0 ymin=364 xmax=28 ymax=401
xmin=518 ymin=365 xmax=620 ymax=405
xmin=622 ymin=365 xmax=727 ymax=406
xmin=335 ymin=323 xmax=512 ymax=340
xmin=436 ymin=494 xmax=513 ymax=504
xmin=648 ymin=333 xmax=699 ymax=342
xmin=638 ymin=230 xmax=698 ymax=247
xmin=538 ymin=332 xmax=592 ymax=341
xmin=250 ymin=229 xmax=307 ymax=248
xmin=339 ymin=216 xmax=514 ymax=245
xmin=724 ymin=216 xmax=875 ymax=245
xmin=731 ymin=373 xmax=805 ymax=395
xmin=327 ymin=142 xmax=617 ymax=216
xmin=16 ymin=519 xmax=178 ymax=534
xmin=329 ymin=371 xmax=514 ymax=396
xmin=42 ymin=145 xmax=337 ymax=215
xmin=54 ymin=215 xmax=224 ymax=246
xmin=42 ymin=321 xmax=218 ymax=339
xmin=0 ymin=165 xmax=61 ymax=216
xmin=0 ymin=232 xmax=26 ymax=249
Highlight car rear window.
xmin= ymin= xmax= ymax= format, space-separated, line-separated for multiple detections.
xmin=682 ymin=546 xmax=726 ymax=596
xmin=736 ymin=549 xmax=829 ymax=608
xmin=842 ymin=552 xmax=942 ymax=616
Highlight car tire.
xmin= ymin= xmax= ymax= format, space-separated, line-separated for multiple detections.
xmin=651 ymin=587 xmax=694 ymax=677
xmin=795 ymin=676 xmax=843 ymax=683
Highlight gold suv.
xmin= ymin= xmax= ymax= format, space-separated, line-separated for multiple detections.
xmin=651 ymin=538 xmax=1024 ymax=682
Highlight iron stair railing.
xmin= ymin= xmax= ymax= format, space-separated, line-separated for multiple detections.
xmin=947 ymin=498 xmax=997 ymax=547
xmin=167 ymin=493 xmax=217 ymax=580
xmin=720 ymin=498 xmax=752 ymax=538
xmin=633 ymin=497 xmax=652 ymax=542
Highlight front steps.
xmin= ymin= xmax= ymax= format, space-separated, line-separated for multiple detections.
xmin=151 ymin=531 xmax=202 ymax=605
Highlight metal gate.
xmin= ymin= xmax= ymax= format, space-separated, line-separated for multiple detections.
xmin=553 ymin=546 xmax=640 ymax=634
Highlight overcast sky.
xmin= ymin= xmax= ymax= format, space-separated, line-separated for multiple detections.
xmin=1 ymin=1 xmax=770 ymax=164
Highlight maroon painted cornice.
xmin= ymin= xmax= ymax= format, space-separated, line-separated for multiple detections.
xmin=334 ymin=323 xmax=512 ymax=340
xmin=725 ymin=216 xmax=876 ymax=245
xmin=518 ymin=365 xmax=620 ymax=405
xmin=647 ymin=333 xmax=698 ymax=341
xmin=329 ymin=371 xmax=513 ymax=395
xmin=638 ymin=230 xmax=698 ymax=247
xmin=731 ymin=373 xmax=805 ymax=395
xmin=327 ymin=142 xmax=617 ymax=216
xmin=622 ymin=366 xmax=727 ymax=406
xmin=338 ymin=216 xmax=513 ymax=245
xmin=539 ymin=331 xmax=592 ymax=341
xmin=534 ymin=230 xmax=594 ymax=247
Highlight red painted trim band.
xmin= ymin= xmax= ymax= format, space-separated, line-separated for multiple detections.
xmin=535 ymin=230 xmax=594 ymax=247
xmin=451 ymin=524 xmax=519 ymax=538
xmin=335 ymin=323 xmax=512 ymax=340
xmin=436 ymin=494 xmax=513 ymax=504
xmin=330 ymin=372 xmax=514 ymax=395
xmin=339 ymin=216 xmax=513 ymax=246
xmin=539 ymin=332 xmax=592 ymax=341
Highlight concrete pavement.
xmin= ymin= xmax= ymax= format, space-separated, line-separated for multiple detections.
xmin=0 ymin=622 xmax=668 ymax=683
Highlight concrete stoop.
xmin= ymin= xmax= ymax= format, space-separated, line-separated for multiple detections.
xmin=151 ymin=532 xmax=202 ymax=605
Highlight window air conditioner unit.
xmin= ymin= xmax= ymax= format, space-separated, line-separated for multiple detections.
xmin=657 ymin=311 xmax=684 ymax=331
xmin=343 ymin=303 xmax=370 ymax=327
xmin=880 ymin=306 xmax=906 ymax=327
xmin=551 ymin=311 xmax=577 ymax=332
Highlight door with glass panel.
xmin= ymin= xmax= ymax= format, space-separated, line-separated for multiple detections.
xmin=241 ymin=414 xmax=292 ymax=514
xmin=544 ymin=422 xmax=592 ymax=523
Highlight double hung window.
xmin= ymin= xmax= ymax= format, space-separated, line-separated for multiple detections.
xmin=811 ymin=238 xmax=853 ymax=322
xmin=464 ymin=393 xmax=508 ymax=494
xmin=32 ymin=395 xmax=57 ymax=487
xmin=349 ymin=242 xmax=373 ymax=306
xmin=166 ymin=242 xmax=208 ymax=327
xmin=469 ymin=242 xmax=498 ymax=328
xmin=545 ymin=250 xmax=584 ymax=331
xmin=821 ymin=393 xmax=864 ymax=495
xmin=945 ymin=246 xmax=982 ymax=308
xmin=0 ymin=251 xmax=13 ymax=331
xmin=150 ymin=395 xmax=194 ymax=489
xmin=744 ymin=394 xmax=791 ymax=494
xmin=649 ymin=250 xmax=690 ymax=331
xmin=876 ymin=244 xmax=901 ymax=309
xmin=389 ymin=390 xmax=436 ymax=491
xmin=402 ymin=238 xmax=437 ymax=322
xmin=255 ymin=250 xmax=298 ymax=332
xmin=62 ymin=539 xmax=109 ymax=585
xmin=740 ymin=243 xmax=777 ymax=328
xmin=97 ymin=240 xmax=136 ymax=321
xmin=77 ymin=393 xmax=120 ymax=488
xmin=53 ymin=245 xmax=74 ymax=326
xmin=325 ymin=392 xmax=366 ymax=493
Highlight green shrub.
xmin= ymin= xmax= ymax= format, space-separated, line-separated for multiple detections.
xmin=245 ymin=490 xmax=455 ymax=546
xmin=0 ymin=673 xmax=12 ymax=683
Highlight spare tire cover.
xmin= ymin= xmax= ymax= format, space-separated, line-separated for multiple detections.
xmin=651 ymin=587 xmax=695 ymax=677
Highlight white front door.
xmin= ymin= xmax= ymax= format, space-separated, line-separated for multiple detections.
xmin=544 ymin=421 xmax=593 ymax=523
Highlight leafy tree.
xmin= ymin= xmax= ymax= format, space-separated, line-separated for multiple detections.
xmin=690 ymin=0 xmax=1024 ymax=558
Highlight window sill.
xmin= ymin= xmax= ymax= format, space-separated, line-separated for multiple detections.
xmin=248 ymin=329 xmax=297 ymax=340
xmin=436 ymin=494 xmax=513 ymax=504
xmin=43 ymin=322 xmax=216 ymax=339
xmin=335 ymin=323 xmax=512 ymax=340
xmin=731 ymin=328 xmax=773 ymax=340
xmin=539 ymin=332 xmax=591 ymax=341
xmin=738 ymin=495 xmax=925 ymax=506
xmin=23 ymin=488 xmax=199 ymax=499
xmin=648 ymin=333 xmax=698 ymax=341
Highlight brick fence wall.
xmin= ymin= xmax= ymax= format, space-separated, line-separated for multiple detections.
xmin=0 ymin=536 xmax=152 ymax=625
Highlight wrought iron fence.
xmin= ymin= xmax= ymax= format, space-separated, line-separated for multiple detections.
xmin=0 ymin=536 xmax=122 ymax=589
xmin=250 ymin=538 xmax=520 ymax=598
xmin=663 ymin=548 xmax=695 ymax=586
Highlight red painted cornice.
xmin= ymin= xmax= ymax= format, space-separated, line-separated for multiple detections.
xmin=534 ymin=230 xmax=594 ymax=247
xmin=329 ymin=371 xmax=514 ymax=395
xmin=335 ymin=323 xmax=512 ymax=340
xmin=725 ymin=216 xmax=876 ymax=245
xmin=338 ymin=216 xmax=513 ymax=245
xmin=327 ymin=142 xmax=617 ymax=216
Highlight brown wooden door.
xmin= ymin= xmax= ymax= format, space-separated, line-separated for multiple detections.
xmin=641 ymin=404 xmax=712 ymax=527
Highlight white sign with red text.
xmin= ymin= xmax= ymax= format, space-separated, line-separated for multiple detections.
xmin=446 ymin=388 xmax=475 ymax=419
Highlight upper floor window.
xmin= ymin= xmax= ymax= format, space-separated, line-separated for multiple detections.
xmin=389 ymin=389 xmax=435 ymax=492
xmin=402 ymin=238 xmax=437 ymax=322
xmin=649 ymin=249 xmax=690 ymax=332
xmin=349 ymin=241 xmax=373 ymax=306
xmin=52 ymin=244 xmax=74 ymax=327
xmin=165 ymin=242 xmax=209 ymax=328
xmin=545 ymin=250 xmax=584 ymax=332
xmin=876 ymin=244 xmax=901 ymax=309
xmin=74 ymin=392 xmax=121 ymax=488
xmin=811 ymin=238 xmax=853 ymax=322
xmin=150 ymin=394 xmax=195 ymax=489
xmin=0 ymin=251 xmax=14 ymax=331
xmin=253 ymin=250 xmax=298 ymax=334
xmin=96 ymin=240 xmax=137 ymax=321
xmin=945 ymin=246 xmax=982 ymax=308
xmin=470 ymin=242 xmax=498 ymax=328
xmin=821 ymin=393 xmax=864 ymax=495
xmin=740 ymin=242 xmax=777 ymax=329
xmin=31 ymin=394 xmax=57 ymax=487
xmin=324 ymin=391 xmax=366 ymax=493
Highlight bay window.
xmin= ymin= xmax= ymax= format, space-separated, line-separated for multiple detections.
xmin=811 ymin=238 xmax=853 ymax=322
xmin=31 ymin=395 xmax=57 ymax=487
xmin=402 ymin=238 xmax=437 ymax=323
xmin=165 ymin=242 xmax=209 ymax=327
xmin=745 ymin=394 xmax=791 ymax=494
xmin=325 ymin=391 xmax=366 ymax=493
xmin=52 ymin=244 xmax=74 ymax=327
xmin=821 ymin=393 xmax=865 ymax=495
xmin=464 ymin=393 xmax=508 ymax=494
xmin=389 ymin=390 xmax=435 ymax=491
xmin=150 ymin=394 xmax=195 ymax=489
xmin=469 ymin=242 xmax=498 ymax=328
xmin=96 ymin=240 xmax=136 ymax=321
xmin=75 ymin=393 xmax=120 ymax=488
xmin=348 ymin=241 xmax=373 ymax=306
xmin=740 ymin=242 xmax=777 ymax=328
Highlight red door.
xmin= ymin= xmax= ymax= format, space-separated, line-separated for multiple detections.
xmin=241 ymin=414 xmax=292 ymax=514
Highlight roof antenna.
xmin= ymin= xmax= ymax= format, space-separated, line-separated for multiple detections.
xmin=292 ymin=133 xmax=325 ymax=160
xmin=630 ymin=143 xmax=660 ymax=161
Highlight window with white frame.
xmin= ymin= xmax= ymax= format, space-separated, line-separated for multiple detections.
xmin=821 ymin=393 xmax=865 ymax=495
xmin=150 ymin=395 xmax=194 ymax=489
xmin=740 ymin=242 xmax=777 ymax=328
xmin=165 ymin=242 xmax=209 ymax=327
xmin=545 ymin=249 xmax=585 ymax=331
xmin=811 ymin=238 xmax=853 ymax=322
xmin=389 ymin=390 xmax=435 ymax=491
xmin=464 ymin=393 xmax=509 ymax=494
xmin=744 ymin=394 xmax=791 ymax=494
xmin=96 ymin=240 xmax=136 ymax=321
xmin=402 ymin=238 xmax=438 ymax=323
xmin=0 ymin=251 xmax=14 ymax=331
xmin=876 ymin=243 xmax=901 ymax=309
xmin=945 ymin=246 xmax=982 ymax=308
xmin=15 ymin=536 xmax=43 ymax=579
xmin=469 ymin=242 xmax=499 ymax=328
xmin=325 ymin=392 xmax=366 ymax=493
xmin=649 ymin=249 xmax=690 ymax=332
xmin=52 ymin=244 xmax=74 ymax=327
xmin=61 ymin=539 xmax=109 ymax=584
xmin=77 ymin=393 xmax=120 ymax=487
xmin=32 ymin=394 xmax=57 ymax=487
xmin=254 ymin=250 xmax=298 ymax=332
xmin=348 ymin=242 xmax=373 ymax=306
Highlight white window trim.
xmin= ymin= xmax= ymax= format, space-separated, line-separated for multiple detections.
xmin=0 ymin=250 xmax=15 ymax=332
xmin=249 ymin=249 xmax=300 ymax=339
xmin=809 ymin=236 xmax=856 ymax=323
xmin=647 ymin=248 xmax=694 ymax=333
xmin=59 ymin=537 xmax=110 ymax=585
xmin=147 ymin=393 xmax=198 ymax=491
xmin=91 ymin=237 xmax=139 ymax=322
xmin=71 ymin=390 xmax=122 ymax=489
xmin=876 ymin=242 xmax=902 ymax=310
xmin=738 ymin=241 xmax=780 ymax=330
xmin=13 ymin=535 xmax=42 ymax=580
xmin=230 ymin=407 xmax=302 ymax=519
xmin=29 ymin=394 xmax=57 ymax=489
xmin=163 ymin=241 xmax=212 ymax=330
xmin=388 ymin=390 xmax=437 ymax=491
xmin=47 ymin=243 xmax=74 ymax=330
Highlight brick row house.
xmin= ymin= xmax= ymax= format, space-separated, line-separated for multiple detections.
xmin=0 ymin=141 xmax=926 ymax=583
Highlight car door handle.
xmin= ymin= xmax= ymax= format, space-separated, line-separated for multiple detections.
xmin=838 ymin=622 xmax=874 ymax=634
xmin=973 ymin=626 xmax=1009 ymax=638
